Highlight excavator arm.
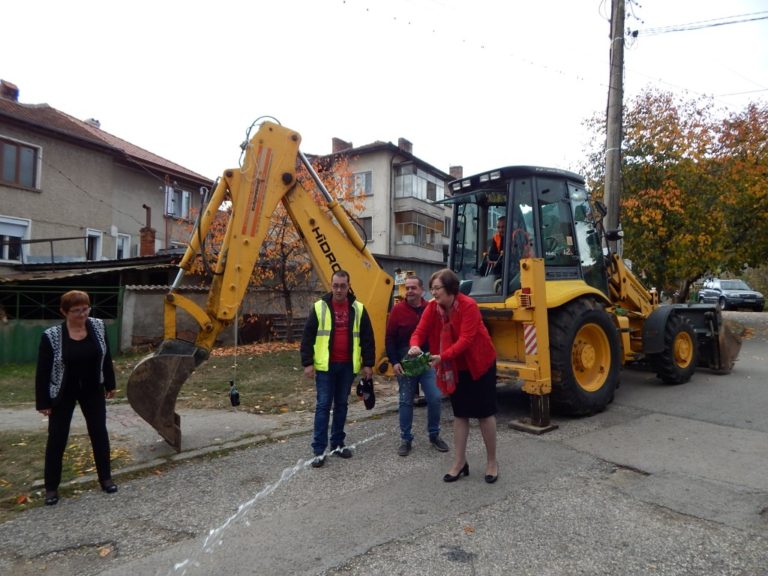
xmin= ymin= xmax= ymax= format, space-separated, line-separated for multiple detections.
xmin=127 ymin=121 xmax=393 ymax=450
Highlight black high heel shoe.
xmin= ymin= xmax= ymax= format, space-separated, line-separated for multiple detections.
xmin=44 ymin=490 xmax=59 ymax=506
xmin=443 ymin=462 xmax=469 ymax=483
xmin=101 ymin=480 xmax=118 ymax=494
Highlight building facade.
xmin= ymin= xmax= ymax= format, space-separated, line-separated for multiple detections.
xmin=0 ymin=79 xmax=212 ymax=266
xmin=322 ymin=136 xmax=460 ymax=267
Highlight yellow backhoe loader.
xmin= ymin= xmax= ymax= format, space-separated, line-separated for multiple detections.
xmin=443 ymin=166 xmax=741 ymax=432
xmin=126 ymin=123 xmax=741 ymax=449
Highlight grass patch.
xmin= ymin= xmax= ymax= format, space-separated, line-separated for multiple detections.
xmin=0 ymin=344 xmax=310 ymax=412
xmin=183 ymin=347 xmax=315 ymax=414
xmin=109 ymin=344 xmax=314 ymax=414
xmin=0 ymin=431 xmax=132 ymax=521
xmin=0 ymin=363 xmax=36 ymax=405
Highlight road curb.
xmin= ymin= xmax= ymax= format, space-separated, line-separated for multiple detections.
xmin=29 ymin=398 xmax=402 ymax=492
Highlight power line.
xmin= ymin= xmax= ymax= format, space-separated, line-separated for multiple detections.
xmin=715 ymin=88 xmax=768 ymax=97
xmin=340 ymin=1 xmax=610 ymax=91
xmin=623 ymin=6 xmax=768 ymax=107
xmin=633 ymin=11 xmax=768 ymax=37
xmin=41 ymin=156 xmax=146 ymax=228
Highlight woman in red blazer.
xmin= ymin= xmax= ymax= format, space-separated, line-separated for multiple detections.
xmin=409 ymin=269 xmax=499 ymax=484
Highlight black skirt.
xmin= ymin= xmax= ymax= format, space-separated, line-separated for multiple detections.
xmin=449 ymin=364 xmax=497 ymax=419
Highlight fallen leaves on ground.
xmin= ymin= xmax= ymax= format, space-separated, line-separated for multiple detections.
xmin=210 ymin=342 xmax=300 ymax=357
xmin=98 ymin=545 xmax=113 ymax=557
xmin=64 ymin=442 xmax=133 ymax=479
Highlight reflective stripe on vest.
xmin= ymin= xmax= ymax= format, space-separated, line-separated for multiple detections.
xmin=312 ymin=299 xmax=364 ymax=373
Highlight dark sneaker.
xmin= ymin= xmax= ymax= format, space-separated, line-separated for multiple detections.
xmin=311 ymin=455 xmax=326 ymax=468
xmin=430 ymin=436 xmax=450 ymax=452
xmin=398 ymin=441 xmax=412 ymax=457
xmin=334 ymin=446 xmax=353 ymax=459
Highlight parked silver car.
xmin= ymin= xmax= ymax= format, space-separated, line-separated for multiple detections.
xmin=698 ymin=279 xmax=765 ymax=311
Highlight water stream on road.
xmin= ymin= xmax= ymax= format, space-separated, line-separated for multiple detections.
xmin=169 ymin=432 xmax=384 ymax=575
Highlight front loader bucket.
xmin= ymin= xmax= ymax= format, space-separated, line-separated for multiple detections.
xmin=712 ymin=320 xmax=743 ymax=374
xmin=126 ymin=340 xmax=201 ymax=452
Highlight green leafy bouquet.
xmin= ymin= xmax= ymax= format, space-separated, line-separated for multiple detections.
xmin=400 ymin=352 xmax=431 ymax=377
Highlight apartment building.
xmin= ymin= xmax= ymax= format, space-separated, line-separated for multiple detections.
xmin=323 ymin=136 xmax=460 ymax=266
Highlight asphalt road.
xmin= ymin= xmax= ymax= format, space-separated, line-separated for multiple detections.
xmin=1 ymin=312 xmax=767 ymax=576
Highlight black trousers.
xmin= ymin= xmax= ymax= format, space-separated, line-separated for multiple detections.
xmin=44 ymin=385 xmax=111 ymax=491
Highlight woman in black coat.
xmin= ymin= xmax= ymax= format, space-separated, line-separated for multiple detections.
xmin=35 ymin=290 xmax=118 ymax=505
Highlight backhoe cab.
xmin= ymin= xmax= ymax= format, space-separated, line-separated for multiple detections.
xmin=444 ymin=166 xmax=741 ymax=429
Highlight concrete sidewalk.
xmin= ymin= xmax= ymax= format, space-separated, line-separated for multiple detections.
xmin=2 ymin=384 xmax=401 ymax=491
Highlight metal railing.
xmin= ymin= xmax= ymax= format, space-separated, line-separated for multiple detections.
xmin=1 ymin=236 xmax=95 ymax=266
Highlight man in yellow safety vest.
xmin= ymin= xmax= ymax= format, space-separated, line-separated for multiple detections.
xmin=300 ymin=270 xmax=375 ymax=468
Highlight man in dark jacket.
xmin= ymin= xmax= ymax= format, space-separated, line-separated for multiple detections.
xmin=386 ymin=275 xmax=449 ymax=457
xmin=300 ymin=270 xmax=375 ymax=468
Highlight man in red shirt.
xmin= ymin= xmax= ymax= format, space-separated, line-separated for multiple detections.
xmin=386 ymin=275 xmax=449 ymax=456
xmin=300 ymin=270 xmax=375 ymax=468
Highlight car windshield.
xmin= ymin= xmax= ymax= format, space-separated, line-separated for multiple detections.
xmin=720 ymin=280 xmax=751 ymax=290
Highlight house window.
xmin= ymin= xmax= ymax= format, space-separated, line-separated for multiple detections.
xmin=116 ymin=233 xmax=131 ymax=259
xmin=352 ymin=172 xmax=372 ymax=196
xmin=427 ymin=181 xmax=437 ymax=201
xmin=86 ymin=229 xmax=103 ymax=261
xmin=395 ymin=211 xmax=444 ymax=250
xmin=165 ymin=186 xmax=192 ymax=219
xmin=0 ymin=216 xmax=30 ymax=262
xmin=358 ymin=217 xmax=372 ymax=243
xmin=394 ymin=165 xmax=445 ymax=202
xmin=1 ymin=137 xmax=38 ymax=188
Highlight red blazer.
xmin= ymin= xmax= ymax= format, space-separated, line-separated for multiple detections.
xmin=410 ymin=292 xmax=496 ymax=380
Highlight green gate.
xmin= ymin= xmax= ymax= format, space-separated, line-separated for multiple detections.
xmin=0 ymin=286 xmax=122 ymax=364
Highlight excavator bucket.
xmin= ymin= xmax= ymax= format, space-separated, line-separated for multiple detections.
xmin=126 ymin=340 xmax=200 ymax=452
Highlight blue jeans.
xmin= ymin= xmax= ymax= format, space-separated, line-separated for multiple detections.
xmin=398 ymin=368 xmax=442 ymax=443
xmin=312 ymin=362 xmax=354 ymax=455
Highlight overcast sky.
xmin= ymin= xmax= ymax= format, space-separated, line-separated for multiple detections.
xmin=4 ymin=0 xmax=767 ymax=181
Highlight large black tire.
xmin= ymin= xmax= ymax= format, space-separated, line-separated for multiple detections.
xmin=649 ymin=314 xmax=698 ymax=384
xmin=549 ymin=298 xmax=622 ymax=416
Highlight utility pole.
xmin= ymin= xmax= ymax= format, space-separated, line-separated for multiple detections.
xmin=604 ymin=0 xmax=625 ymax=247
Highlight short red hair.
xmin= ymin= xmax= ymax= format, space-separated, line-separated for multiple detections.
xmin=60 ymin=290 xmax=90 ymax=313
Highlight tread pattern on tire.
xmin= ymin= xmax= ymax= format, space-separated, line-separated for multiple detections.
xmin=549 ymin=298 xmax=622 ymax=416
xmin=650 ymin=313 xmax=698 ymax=385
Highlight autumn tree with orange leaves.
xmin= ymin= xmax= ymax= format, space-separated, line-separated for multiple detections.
xmin=251 ymin=154 xmax=365 ymax=341
xmin=186 ymin=153 xmax=365 ymax=342
xmin=582 ymin=88 xmax=768 ymax=300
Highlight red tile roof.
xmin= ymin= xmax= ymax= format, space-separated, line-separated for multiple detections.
xmin=0 ymin=96 xmax=210 ymax=183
